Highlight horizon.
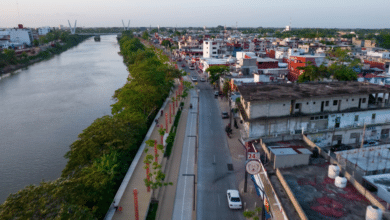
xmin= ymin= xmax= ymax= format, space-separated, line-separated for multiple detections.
xmin=1 ymin=0 xmax=390 ymax=29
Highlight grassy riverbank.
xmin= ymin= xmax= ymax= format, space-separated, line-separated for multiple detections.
xmin=0 ymin=33 xmax=91 ymax=75
xmin=0 ymin=31 xmax=183 ymax=219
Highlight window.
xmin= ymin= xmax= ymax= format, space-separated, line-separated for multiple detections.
xmin=212 ymin=52 xmax=216 ymax=54
xmin=310 ymin=117 xmax=314 ymax=120
xmin=212 ymin=47 xmax=217 ymax=49
xmin=313 ymin=102 xmax=316 ymax=104
xmin=355 ymin=115 xmax=359 ymax=122
xmin=333 ymin=100 xmax=338 ymax=106
xmin=346 ymin=99 xmax=348 ymax=102
xmin=372 ymin=113 xmax=376 ymax=120
xmin=352 ymin=99 xmax=354 ymax=101
xmin=324 ymin=115 xmax=328 ymax=119
xmin=295 ymin=103 xmax=300 ymax=109
xmin=325 ymin=101 xmax=329 ymax=106
xmin=315 ymin=116 xmax=319 ymax=120
xmin=320 ymin=116 xmax=324 ymax=119
xmin=283 ymin=104 xmax=285 ymax=106
xmin=307 ymin=102 xmax=309 ymax=105
xmin=362 ymin=98 xmax=366 ymax=103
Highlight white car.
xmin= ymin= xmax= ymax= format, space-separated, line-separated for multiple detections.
xmin=226 ymin=189 xmax=242 ymax=209
xmin=200 ymin=77 xmax=206 ymax=82
xmin=191 ymin=76 xmax=197 ymax=82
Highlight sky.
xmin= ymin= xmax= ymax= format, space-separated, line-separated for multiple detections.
xmin=1 ymin=0 xmax=390 ymax=29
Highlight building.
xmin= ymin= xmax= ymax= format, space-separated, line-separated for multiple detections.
xmin=236 ymin=82 xmax=390 ymax=148
xmin=287 ymin=55 xmax=326 ymax=81
xmin=8 ymin=24 xmax=33 ymax=46
xmin=38 ymin=26 xmax=51 ymax=36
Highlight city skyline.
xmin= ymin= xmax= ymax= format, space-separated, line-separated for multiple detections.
xmin=1 ymin=0 xmax=390 ymax=29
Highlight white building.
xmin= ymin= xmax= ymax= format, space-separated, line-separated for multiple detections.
xmin=367 ymin=50 xmax=390 ymax=59
xmin=8 ymin=27 xmax=33 ymax=46
xmin=38 ymin=26 xmax=51 ymax=36
xmin=203 ymin=40 xmax=220 ymax=58
xmin=237 ymin=82 xmax=390 ymax=148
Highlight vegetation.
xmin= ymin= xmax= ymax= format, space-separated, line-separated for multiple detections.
xmin=0 ymin=32 xmax=90 ymax=72
xmin=0 ymin=31 xmax=181 ymax=219
xmin=297 ymin=48 xmax=359 ymax=83
xmin=145 ymin=201 xmax=158 ymax=220
xmin=243 ymin=207 xmax=262 ymax=220
xmin=205 ymin=65 xmax=230 ymax=85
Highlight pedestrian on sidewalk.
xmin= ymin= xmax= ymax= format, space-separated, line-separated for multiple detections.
xmin=161 ymin=110 xmax=163 ymax=116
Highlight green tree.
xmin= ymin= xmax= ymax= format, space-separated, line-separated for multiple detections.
xmin=33 ymin=39 xmax=39 ymax=46
xmin=142 ymin=31 xmax=149 ymax=40
xmin=205 ymin=65 xmax=229 ymax=85
xmin=161 ymin=39 xmax=172 ymax=48
xmin=222 ymin=80 xmax=232 ymax=97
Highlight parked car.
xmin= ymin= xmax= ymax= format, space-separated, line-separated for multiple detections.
xmin=226 ymin=189 xmax=242 ymax=209
xmin=214 ymin=91 xmax=219 ymax=97
xmin=189 ymin=65 xmax=195 ymax=70
xmin=222 ymin=111 xmax=229 ymax=119
xmin=363 ymin=140 xmax=379 ymax=147
xmin=330 ymin=144 xmax=352 ymax=152
xmin=200 ymin=77 xmax=206 ymax=82
xmin=191 ymin=76 xmax=197 ymax=82
xmin=181 ymin=64 xmax=185 ymax=67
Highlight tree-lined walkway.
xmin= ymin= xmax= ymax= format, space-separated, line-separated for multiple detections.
xmin=111 ymin=85 xmax=187 ymax=220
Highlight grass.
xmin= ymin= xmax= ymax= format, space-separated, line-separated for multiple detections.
xmin=145 ymin=201 xmax=158 ymax=220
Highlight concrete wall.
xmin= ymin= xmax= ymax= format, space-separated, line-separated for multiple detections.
xmin=249 ymin=100 xmax=291 ymax=118
xmin=274 ymin=154 xmax=310 ymax=169
xmin=276 ymin=169 xmax=309 ymax=220
xmin=297 ymin=95 xmax=368 ymax=114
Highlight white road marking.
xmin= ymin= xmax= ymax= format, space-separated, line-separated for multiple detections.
xmin=180 ymin=93 xmax=195 ymax=220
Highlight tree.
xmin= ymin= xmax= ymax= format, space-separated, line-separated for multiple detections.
xmin=205 ymin=65 xmax=230 ymax=85
xmin=243 ymin=207 xmax=262 ymax=220
xmin=33 ymin=39 xmax=39 ymax=46
xmin=142 ymin=31 xmax=149 ymax=40
xmin=181 ymin=81 xmax=194 ymax=99
xmin=161 ymin=39 xmax=172 ymax=48
xmin=222 ymin=80 xmax=232 ymax=97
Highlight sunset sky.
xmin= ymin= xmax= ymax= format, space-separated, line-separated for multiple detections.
xmin=1 ymin=0 xmax=389 ymax=28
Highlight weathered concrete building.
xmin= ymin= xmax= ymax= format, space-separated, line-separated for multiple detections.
xmin=237 ymin=82 xmax=390 ymax=148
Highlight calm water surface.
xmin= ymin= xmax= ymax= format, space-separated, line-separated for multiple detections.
xmin=0 ymin=35 xmax=129 ymax=203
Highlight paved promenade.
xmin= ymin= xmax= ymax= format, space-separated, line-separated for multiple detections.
xmin=109 ymin=84 xmax=189 ymax=220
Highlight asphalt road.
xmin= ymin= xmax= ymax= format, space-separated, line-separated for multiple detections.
xmin=186 ymin=67 xmax=244 ymax=220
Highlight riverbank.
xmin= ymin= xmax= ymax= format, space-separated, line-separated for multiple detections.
xmin=0 ymin=34 xmax=183 ymax=219
xmin=0 ymin=34 xmax=92 ymax=77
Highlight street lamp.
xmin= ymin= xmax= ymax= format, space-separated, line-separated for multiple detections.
xmin=182 ymin=174 xmax=196 ymax=210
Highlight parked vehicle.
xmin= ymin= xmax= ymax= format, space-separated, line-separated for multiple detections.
xmin=200 ymin=77 xmax=206 ymax=82
xmin=363 ymin=140 xmax=379 ymax=147
xmin=222 ymin=112 xmax=229 ymax=119
xmin=214 ymin=91 xmax=219 ymax=97
xmin=189 ymin=65 xmax=195 ymax=70
xmin=191 ymin=76 xmax=197 ymax=82
xmin=181 ymin=64 xmax=185 ymax=67
xmin=226 ymin=190 xmax=242 ymax=209
xmin=330 ymin=144 xmax=352 ymax=152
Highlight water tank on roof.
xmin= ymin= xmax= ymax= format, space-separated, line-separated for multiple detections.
xmin=328 ymin=165 xmax=340 ymax=179
xmin=335 ymin=176 xmax=347 ymax=188
xmin=366 ymin=205 xmax=383 ymax=220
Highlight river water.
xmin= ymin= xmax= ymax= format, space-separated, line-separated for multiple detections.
xmin=0 ymin=35 xmax=129 ymax=203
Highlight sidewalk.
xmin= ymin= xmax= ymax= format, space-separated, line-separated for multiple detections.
xmin=155 ymin=91 xmax=192 ymax=220
xmin=218 ymin=96 xmax=287 ymax=219
xmin=111 ymin=85 xmax=185 ymax=220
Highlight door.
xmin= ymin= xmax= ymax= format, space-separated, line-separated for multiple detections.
xmin=338 ymin=100 xmax=342 ymax=111
xmin=335 ymin=117 xmax=341 ymax=128
xmin=321 ymin=101 xmax=324 ymax=112
xmin=359 ymin=98 xmax=362 ymax=108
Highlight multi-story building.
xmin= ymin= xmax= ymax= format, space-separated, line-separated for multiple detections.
xmin=8 ymin=24 xmax=33 ymax=46
xmin=236 ymin=82 xmax=390 ymax=148
xmin=287 ymin=55 xmax=326 ymax=81
xmin=37 ymin=26 xmax=51 ymax=36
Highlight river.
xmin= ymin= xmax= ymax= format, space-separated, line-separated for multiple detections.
xmin=0 ymin=35 xmax=129 ymax=203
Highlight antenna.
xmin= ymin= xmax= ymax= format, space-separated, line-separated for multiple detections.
xmin=16 ymin=0 xmax=21 ymax=24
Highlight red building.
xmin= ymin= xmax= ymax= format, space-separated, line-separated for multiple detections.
xmin=266 ymin=49 xmax=275 ymax=58
xmin=257 ymin=58 xmax=278 ymax=69
xmin=364 ymin=60 xmax=385 ymax=70
xmin=288 ymin=56 xmax=317 ymax=81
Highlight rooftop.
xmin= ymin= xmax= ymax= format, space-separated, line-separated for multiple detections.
xmin=363 ymin=173 xmax=390 ymax=203
xmin=237 ymin=81 xmax=390 ymax=102
xmin=335 ymin=145 xmax=390 ymax=172
xmin=280 ymin=158 xmax=373 ymax=219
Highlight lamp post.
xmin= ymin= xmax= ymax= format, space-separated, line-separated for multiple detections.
xmin=182 ymin=174 xmax=196 ymax=211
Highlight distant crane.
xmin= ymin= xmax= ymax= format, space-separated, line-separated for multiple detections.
xmin=68 ymin=20 xmax=77 ymax=34
xmin=122 ymin=20 xmax=130 ymax=31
